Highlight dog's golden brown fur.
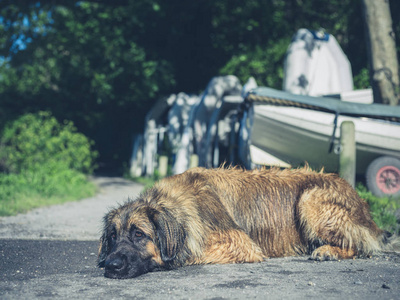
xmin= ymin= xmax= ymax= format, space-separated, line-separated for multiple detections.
xmin=98 ymin=167 xmax=388 ymax=278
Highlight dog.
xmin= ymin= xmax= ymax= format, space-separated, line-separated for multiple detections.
xmin=98 ymin=166 xmax=390 ymax=279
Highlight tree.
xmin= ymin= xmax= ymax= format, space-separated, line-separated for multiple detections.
xmin=0 ymin=2 xmax=176 ymax=170
xmin=362 ymin=0 xmax=399 ymax=106
xmin=1 ymin=0 xmax=399 ymax=172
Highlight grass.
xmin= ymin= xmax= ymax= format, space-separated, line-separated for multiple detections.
xmin=356 ymin=183 xmax=400 ymax=234
xmin=0 ymin=168 xmax=97 ymax=216
xmin=124 ymin=167 xmax=161 ymax=192
xmin=130 ymin=176 xmax=158 ymax=192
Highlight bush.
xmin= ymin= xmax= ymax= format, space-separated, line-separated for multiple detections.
xmin=356 ymin=184 xmax=400 ymax=234
xmin=0 ymin=111 xmax=97 ymax=174
xmin=0 ymin=111 xmax=98 ymax=216
xmin=353 ymin=68 xmax=371 ymax=90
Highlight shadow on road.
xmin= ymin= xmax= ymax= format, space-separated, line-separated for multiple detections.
xmin=0 ymin=239 xmax=100 ymax=281
xmin=1 ymin=239 xmax=400 ymax=299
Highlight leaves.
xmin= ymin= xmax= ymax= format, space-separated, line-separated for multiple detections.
xmin=0 ymin=0 xmax=399 ymax=168
xmin=357 ymin=184 xmax=400 ymax=234
xmin=0 ymin=110 xmax=98 ymax=216
xmin=0 ymin=111 xmax=97 ymax=174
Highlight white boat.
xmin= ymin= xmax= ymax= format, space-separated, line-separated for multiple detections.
xmin=238 ymin=87 xmax=400 ymax=197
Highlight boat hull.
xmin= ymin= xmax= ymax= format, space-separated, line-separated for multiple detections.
xmin=246 ymin=105 xmax=400 ymax=174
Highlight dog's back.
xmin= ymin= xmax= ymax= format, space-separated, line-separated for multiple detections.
xmin=181 ymin=167 xmax=384 ymax=259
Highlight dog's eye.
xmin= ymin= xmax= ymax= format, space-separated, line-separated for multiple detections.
xmin=134 ymin=230 xmax=144 ymax=238
xmin=129 ymin=227 xmax=145 ymax=242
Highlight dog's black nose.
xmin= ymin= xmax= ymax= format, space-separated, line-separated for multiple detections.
xmin=105 ymin=257 xmax=124 ymax=271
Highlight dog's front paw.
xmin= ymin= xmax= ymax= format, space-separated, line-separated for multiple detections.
xmin=310 ymin=245 xmax=357 ymax=261
xmin=310 ymin=245 xmax=340 ymax=261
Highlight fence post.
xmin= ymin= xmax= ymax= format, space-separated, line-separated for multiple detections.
xmin=339 ymin=121 xmax=356 ymax=187
xmin=158 ymin=155 xmax=168 ymax=178
xmin=189 ymin=154 xmax=199 ymax=169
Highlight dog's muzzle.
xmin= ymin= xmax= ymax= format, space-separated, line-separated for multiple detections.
xmin=104 ymin=253 xmax=129 ymax=278
xmin=105 ymin=256 xmax=125 ymax=273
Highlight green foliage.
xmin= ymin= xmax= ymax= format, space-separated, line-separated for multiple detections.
xmin=356 ymin=184 xmax=400 ymax=234
xmin=0 ymin=111 xmax=98 ymax=216
xmin=0 ymin=111 xmax=97 ymax=174
xmin=0 ymin=163 xmax=97 ymax=216
xmin=0 ymin=2 xmax=176 ymax=169
xmin=353 ymin=68 xmax=371 ymax=90
xmin=0 ymin=0 xmax=399 ymax=171
xmin=220 ymin=40 xmax=289 ymax=89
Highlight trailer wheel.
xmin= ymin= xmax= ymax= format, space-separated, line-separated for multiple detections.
xmin=366 ymin=156 xmax=400 ymax=197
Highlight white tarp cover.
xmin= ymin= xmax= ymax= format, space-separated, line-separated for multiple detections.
xmin=283 ymin=28 xmax=353 ymax=96
xmin=169 ymin=93 xmax=200 ymax=175
xmin=192 ymin=76 xmax=242 ymax=167
xmin=173 ymin=76 xmax=252 ymax=173
xmin=142 ymin=95 xmax=175 ymax=176
xmin=168 ymin=93 xmax=199 ymax=152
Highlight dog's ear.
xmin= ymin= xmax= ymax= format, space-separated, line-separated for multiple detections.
xmin=98 ymin=213 xmax=112 ymax=268
xmin=97 ymin=231 xmax=108 ymax=268
xmin=149 ymin=208 xmax=186 ymax=263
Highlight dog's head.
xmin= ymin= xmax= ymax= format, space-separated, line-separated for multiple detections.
xmin=98 ymin=199 xmax=186 ymax=279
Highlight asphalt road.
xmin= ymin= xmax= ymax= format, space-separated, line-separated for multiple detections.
xmin=0 ymin=177 xmax=399 ymax=300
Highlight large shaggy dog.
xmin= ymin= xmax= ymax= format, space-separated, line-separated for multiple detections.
xmin=98 ymin=167 xmax=390 ymax=279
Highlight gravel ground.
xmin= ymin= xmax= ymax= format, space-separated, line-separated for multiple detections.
xmin=0 ymin=176 xmax=399 ymax=300
xmin=0 ymin=176 xmax=143 ymax=241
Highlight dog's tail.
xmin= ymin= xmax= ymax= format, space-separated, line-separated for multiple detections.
xmin=382 ymin=231 xmax=400 ymax=253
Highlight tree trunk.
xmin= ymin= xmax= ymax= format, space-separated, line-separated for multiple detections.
xmin=362 ymin=0 xmax=399 ymax=106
